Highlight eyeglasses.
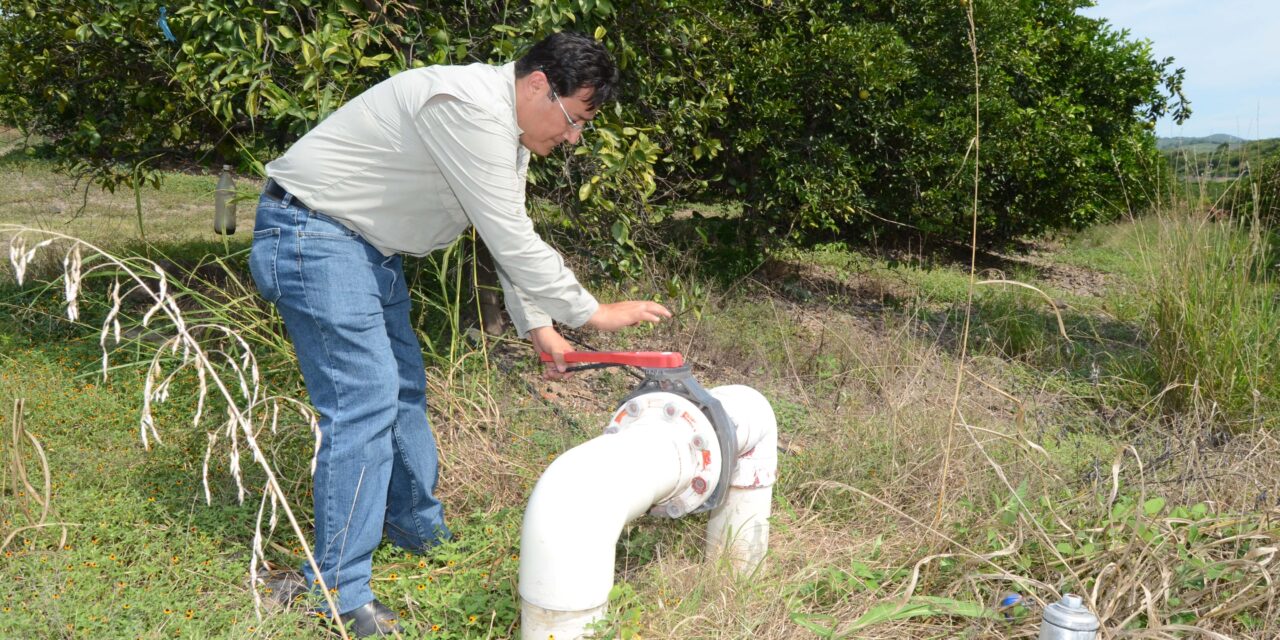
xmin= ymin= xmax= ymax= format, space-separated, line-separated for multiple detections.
xmin=549 ymin=87 xmax=593 ymax=134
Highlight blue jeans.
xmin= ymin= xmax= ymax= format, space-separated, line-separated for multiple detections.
xmin=248 ymin=192 xmax=450 ymax=614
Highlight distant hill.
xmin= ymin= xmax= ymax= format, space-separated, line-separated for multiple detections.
xmin=1157 ymin=134 xmax=1249 ymax=151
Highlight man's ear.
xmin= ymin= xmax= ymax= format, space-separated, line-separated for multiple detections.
xmin=527 ymin=70 xmax=548 ymax=92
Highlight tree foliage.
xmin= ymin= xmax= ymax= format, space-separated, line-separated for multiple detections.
xmin=0 ymin=0 xmax=1188 ymax=253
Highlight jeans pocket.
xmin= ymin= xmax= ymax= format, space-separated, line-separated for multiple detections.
xmin=249 ymin=228 xmax=282 ymax=303
xmin=298 ymin=211 xmax=359 ymax=239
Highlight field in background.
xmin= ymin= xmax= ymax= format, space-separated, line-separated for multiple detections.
xmin=4 ymin=131 xmax=1280 ymax=638
xmin=1160 ymin=135 xmax=1280 ymax=213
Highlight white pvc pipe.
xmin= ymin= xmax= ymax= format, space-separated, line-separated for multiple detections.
xmin=519 ymin=392 xmax=719 ymax=639
xmin=518 ymin=386 xmax=777 ymax=640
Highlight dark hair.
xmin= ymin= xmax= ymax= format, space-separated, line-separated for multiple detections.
xmin=515 ymin=31 xmax=618 ymax=109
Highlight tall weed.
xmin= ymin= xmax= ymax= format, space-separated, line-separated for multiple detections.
xmin=1143 ymin=214 xmax=1280 ymax=426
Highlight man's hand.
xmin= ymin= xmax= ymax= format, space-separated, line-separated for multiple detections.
xmin=529 ymin=325 xmax=574 ymax=379
xmin=585 ymin=301 xmax=672 ymax=332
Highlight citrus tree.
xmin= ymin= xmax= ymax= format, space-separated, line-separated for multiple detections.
xmin=0 ymin=0 xmax=1189 ymax=253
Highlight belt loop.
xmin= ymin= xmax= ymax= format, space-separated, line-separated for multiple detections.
xmin=282 ymin=192 xmax=294 ymax=207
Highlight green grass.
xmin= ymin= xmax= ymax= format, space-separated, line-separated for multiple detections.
xmin=1056 ymin=211 xmax=1280 ymax=426
xmin=6 ymin=145 xmax=1280 ymax=638
xmin=0 ymin=129 xmax=259 ymax=257
xmin=1143 ymin=216 xmax=1280 ymax=424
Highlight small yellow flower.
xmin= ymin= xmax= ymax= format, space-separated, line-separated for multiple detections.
xmin=468 ymin=615 xmax=478 ymax=624
xmin=122 ymin=604 xmax=131 ymax=610
xmin=447 ymin=560 xmax=456 ymax=567
xmin=417 ymin=560 xmax=426 ymax=568
xmin=432 ymin=625 xmax=441 ymax=632
xmin=417 ymin=584 xmax=426 ymax=591
xmin=388 ymin=572 xmax=398 ymax=580
xmin=185 ymin=609 xmax=195 ymax=619
xmin=164 ymin=608 xmax=173 ymax=615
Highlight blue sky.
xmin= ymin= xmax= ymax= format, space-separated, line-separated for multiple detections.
xmin=1078 ymin=0 xmax=1280 ymax=140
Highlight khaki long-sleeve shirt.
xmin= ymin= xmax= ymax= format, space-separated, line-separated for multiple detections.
xmin=265 ymin=62 xmax=597 ymax=335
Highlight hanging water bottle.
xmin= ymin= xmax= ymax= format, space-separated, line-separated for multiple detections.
xmin=1039 ymin=593 xmax=1099 ymax=640
xmin=214 ymin=164 xmax=237 ymax=235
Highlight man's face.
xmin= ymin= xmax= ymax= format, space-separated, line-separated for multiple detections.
xmin=517 ymin=72 xmax=597 ymax=156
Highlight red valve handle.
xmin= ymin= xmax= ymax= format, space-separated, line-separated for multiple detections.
xmin=537 ymin=351 xmax=684 ymax=368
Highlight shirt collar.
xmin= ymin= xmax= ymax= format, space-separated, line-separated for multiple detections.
xmin=502 ymin=61 xmax=523 ymax=137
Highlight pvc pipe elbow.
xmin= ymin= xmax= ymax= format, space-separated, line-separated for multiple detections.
xmin=519 ymin=392 xmax=718 ymax=612
xmin=518 ymin=385 xmax=777 ymax=637
xmin=710 ymin=385 xmax=778 ymax=488
xmin=519 ymin=429 xmax=681 ymax=611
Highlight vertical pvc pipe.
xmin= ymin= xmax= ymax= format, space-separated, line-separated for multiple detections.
xmin=706 ymin=386 xmax=777 ymax=573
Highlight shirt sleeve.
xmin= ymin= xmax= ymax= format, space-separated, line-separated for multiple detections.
xmin=416 ymin=97 xmax=599 ymax=329
xmin=494 ymin=262 xmax=553 ymax=337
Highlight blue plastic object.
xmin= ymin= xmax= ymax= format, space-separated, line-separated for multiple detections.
xmin=157 ymin=7 xmax=176 ymax=43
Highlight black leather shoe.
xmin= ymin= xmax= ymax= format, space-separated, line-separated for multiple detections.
xmin=257 ymin=569 xmax=310 ymax=608
xmin=342 ymin=599 xmax=404 ymax=637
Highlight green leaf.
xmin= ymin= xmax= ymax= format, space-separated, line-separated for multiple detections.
xmin=790 ymin=613 xmax=840 ymax=637
xmin=358 ymin=53 xmax=391 ymax=67
xmin=1143 ymin=497 xmax=1166 ymax=517
xmin=843 ymin=596 xmax=996 ymax=632
xmin=578 ymin=181 xmax=593 ymax=201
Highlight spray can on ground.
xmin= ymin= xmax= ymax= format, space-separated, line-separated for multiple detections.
xmin=1038 ymin=594 xmax=1099 ymax=640
xmin=214 ymin=165 xmax=237 ymax=235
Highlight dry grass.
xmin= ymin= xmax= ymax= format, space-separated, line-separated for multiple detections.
xmin=560 ymin=264 xmax=1280 ymax=638
xmin=6 ymin=130 xmax=1280 ymax=638
xmin=2 ymin=397 xmax=74 ymax=552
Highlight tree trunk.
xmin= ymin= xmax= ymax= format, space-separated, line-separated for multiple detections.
xmin=472 ymin=237 xmax=507 ymax=336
